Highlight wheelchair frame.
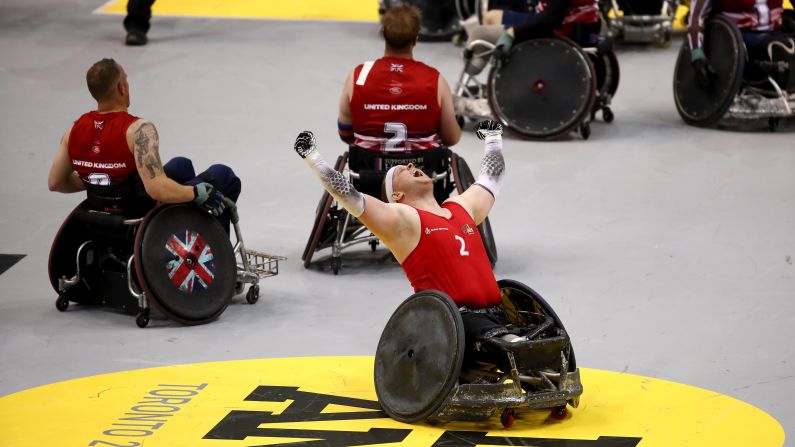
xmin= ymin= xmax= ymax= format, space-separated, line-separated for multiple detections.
xmin=601 ymin=0 xmax=678 ymax=46
xmin=454 ymin=31 xmax=618 ymax=139
xmin=374 ymin=281 xmax=582 ymax=427
xmin=50 ymin=200 xmax=283 ymax=327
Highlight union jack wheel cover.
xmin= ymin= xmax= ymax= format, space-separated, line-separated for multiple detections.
xmin=165 ymin=230 xmax=215 ymax=293
xmin=135 ymin=204 xmax=235 ymax=325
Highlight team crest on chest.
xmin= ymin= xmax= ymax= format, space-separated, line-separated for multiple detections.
xmin=461 ymin=224 xmax=475 ymax=235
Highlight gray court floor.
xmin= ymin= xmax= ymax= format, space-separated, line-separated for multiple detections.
xmin=0 ymin=0 xmax=793 ymax=442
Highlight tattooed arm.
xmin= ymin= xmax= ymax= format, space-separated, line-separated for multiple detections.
xmin=446 ymin=120 xmax=504 ymax=225
xmin=126 ymin=119 xmax=194 ymax=203
xmin=48 ymin=124 xmax=86 ymax=193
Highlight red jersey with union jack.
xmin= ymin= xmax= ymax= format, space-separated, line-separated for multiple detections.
xmin=401 ymin=201 xmax=500 ymax=309
xmin=350 ymin=57 xmax=442 ymax=152
xmin=69 ymin=111 xmax=139 ymax=186
xmin=688 ymin=0 xmax=784 ymax=49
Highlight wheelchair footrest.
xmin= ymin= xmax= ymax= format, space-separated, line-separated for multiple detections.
xmin=241 ymin=249 xmax=285 ymax=279
xmin=433 ymin=383 xmax=524 ymax=421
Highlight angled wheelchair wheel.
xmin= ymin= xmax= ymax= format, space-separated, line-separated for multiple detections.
xmin=383 ymin=0 xmax=461 ymax=41
xmin=375 ymin=290 xmax=465 ymax=423
xmin=48 ymin=201 xmax=97 ymax=305
xmin=497 ymin=279 xmax=576 ymax=369
xmin=451 ymin=153 xmax=498 ymax=266
xmin=134 ymin=204 xmax=236 ymax=325
xmin=302 ymin=154 xmax=346 ymax=268
xmin=488 ymin=38 xmax=597 ymax=139
xmin=673 ymin=15 xmax=745 ymax=127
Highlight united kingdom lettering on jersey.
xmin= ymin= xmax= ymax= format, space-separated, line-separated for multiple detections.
xmin=350 ymin=57 xmax=442 ymax=152
xmin=68 ymin=110 xmax=139 ymax=185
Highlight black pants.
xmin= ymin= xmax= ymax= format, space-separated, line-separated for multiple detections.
xmin=124 ymin=0 xmax=156 ymax=33
xmin=460 ymin=310 xmax=509 ymax=369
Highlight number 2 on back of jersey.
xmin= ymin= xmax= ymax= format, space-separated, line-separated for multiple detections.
xmin=382 ymin=122 xmax=407 ymax=152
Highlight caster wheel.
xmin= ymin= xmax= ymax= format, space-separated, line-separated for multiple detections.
xmin=369 ymin=240 xmax=379 ymax=252
xmin=246 ymin=284 xmax=260 ymax=304
xmin=580 ymin=123 xmax=591 ymax=140
xmin=550 ymin=405 xmax=568 ymax=420
xmin=55 ymin=294 xmax=69 ymax=312
xmin=331 ymin=257 xmax=341 ymax=275
xmin=136 ymin=309 xmax=150 ymax=328
xmin=602 ymin=107 xmax=614 ymax=123
xmin=769 ymin=118 xmax=779 ymax=132
xmin=500 ymin=409 xmax=514 ymax=428
xmin=456 ymin=115 xmax=465 ymax=129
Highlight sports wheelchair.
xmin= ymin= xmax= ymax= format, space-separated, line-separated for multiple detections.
xmin=454 ymin=24 xmax=620 ymax=139
xmin=674 ymin=16 xmax=795 ymax=130
xmin=302 ymin=145 xmax=497 ymax=274
xmin=49 ymin=182 xmax=283 ymax=328
xmin=375 ymin=280 xmax=582 ymax=427
xmin=599 ymin=0 xmax=678 ymax=46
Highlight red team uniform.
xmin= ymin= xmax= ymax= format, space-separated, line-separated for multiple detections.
xmin=68 ymin=111 xmax=139 ymax=186
xmin=401 ymin=202 xmax=501 ymax=309
xmin=688 ymin=0 xmax=785 ymax=49
xmin=541 ymin=0 xmax=600 ymax=38
xmin=349 ymin=57 xmax=442 ymax=152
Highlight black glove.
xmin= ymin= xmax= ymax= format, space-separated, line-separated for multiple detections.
xmin=193 ymin=182 xmax=226 ymax=217
xmin=691 ymin=48 xmax=717 ymax=90
xmin=294 ymin=131 xmax=316 ymax=159
xmin=476 ymin=120 xmax=503 ymax=140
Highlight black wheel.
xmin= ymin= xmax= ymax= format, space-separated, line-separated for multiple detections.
xmin=769 ymin=118 xmax=780 ymax=132
xmin=55 ymin=294 xmax=69 ymax=312
xmin=673 ymin=16 xmax=745 ymax=127
xmin=580 ymin=122 xmax=591 ymax=140
xmin=246 ymin=284 xmax=260 ymax=304
xmin=451 ymin=154 xmax=498 ymax=266
xmin=488 ymin=38 xmax=596 ymax=139
xmin=331 ymin=257 xmax=341 ymax=275
xmin=603 ymin=107 xmax=614 ymax=123
xmin=136 ymin=309 xmax=150 ymax=328
xmin=374 ymin=290 xmax=465 ymax=423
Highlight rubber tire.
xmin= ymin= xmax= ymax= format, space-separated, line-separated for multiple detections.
xmin=246 ymin=284 xmax=260 ymax=304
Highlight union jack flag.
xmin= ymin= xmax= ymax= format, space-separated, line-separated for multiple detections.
xmin=165 ymin=230 xmax=215 ymax=292
xmin=390 ymin=63 xmax=403 ymax=73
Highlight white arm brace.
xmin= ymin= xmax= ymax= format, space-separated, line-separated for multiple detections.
xmin=304 ymin=151 xmax=365 ymax=218
xmin=474 ymin=134 xmax=505 ymax=198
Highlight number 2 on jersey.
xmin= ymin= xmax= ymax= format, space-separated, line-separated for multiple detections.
xmin=454 ymin=235 xmax=470 ymax=257
xmin=382 ymin=122 xmax=407 ymax=152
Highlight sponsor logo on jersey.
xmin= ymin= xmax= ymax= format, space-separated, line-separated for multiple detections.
xmin=425 ymin=227 xmax=449 ymax=235
xmin=389 ymin=86 xmax=402 ymax=95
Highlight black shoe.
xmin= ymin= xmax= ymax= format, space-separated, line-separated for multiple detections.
xmin=125 ymin=30 xmax=148 ymax=46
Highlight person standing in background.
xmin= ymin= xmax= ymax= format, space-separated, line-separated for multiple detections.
xmin=124 ymin=0 xmax=156 ymax=46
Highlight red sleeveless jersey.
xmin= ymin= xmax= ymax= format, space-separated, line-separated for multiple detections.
xmin=68 ymin=111 xmax=139 ymax=186
xmin=401 ymin=201 xmax=500 ymax=309
xmin=538 ymin=0 xmax=600 ymax=35
xmin=690 ymin=0 xmax=783 ymax=46
xmin=349 ymin=57 xmax=442 ymax=152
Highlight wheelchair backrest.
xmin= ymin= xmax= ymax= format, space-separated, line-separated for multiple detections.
xmin=83 ymin=173 xmax=155 ymax=218
xmin=347 ymin=145 xmax=453 ymax=201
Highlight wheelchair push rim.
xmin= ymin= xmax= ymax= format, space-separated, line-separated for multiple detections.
xmin=134 ymin=204 xmax=236 ymax=325
xmin=673 ymin=15 xmax=746 ymax=127
xmin=488 ymin=38 xmax=597 ymax=139
xmin=374 ymin=290 xmax=465 ymax=423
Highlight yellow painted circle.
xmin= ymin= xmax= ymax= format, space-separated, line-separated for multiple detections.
xmin=0 ymin=357 xmax=784 ymax=447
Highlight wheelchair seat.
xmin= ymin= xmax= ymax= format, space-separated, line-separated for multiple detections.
xmin=673 ymin=15 xmax=795 ymax=129
xmin=601 ymin=0 xmax=677 ymax=45
xmin=302 ymin=146 xmax=497 ymax=274
xmin=374 ymin=280 xmax=582 ymax=426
